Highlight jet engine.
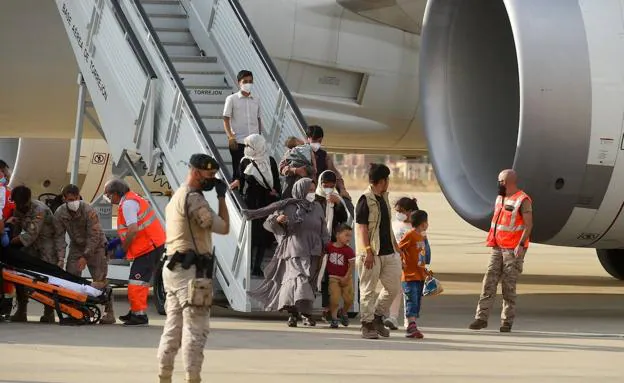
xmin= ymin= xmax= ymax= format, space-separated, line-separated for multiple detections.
xmin=419 ymin=0 xmax=624 ymax=279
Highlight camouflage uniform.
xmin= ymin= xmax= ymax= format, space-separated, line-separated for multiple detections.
xmin=475 ymin=200 xmax=531 ymax=325
xmin=54 ymin=201 xmax=115 ymax=323
xmin=11 ymin=199 xmax=58 ymax=322
xmin=13 ymin=200 xmax=58 ymax=264
xmin=157 ymin=184 xmax=228 ymax=383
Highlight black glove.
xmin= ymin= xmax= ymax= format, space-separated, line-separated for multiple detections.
xmin=215 ymin=179 xmax=228 ymax=198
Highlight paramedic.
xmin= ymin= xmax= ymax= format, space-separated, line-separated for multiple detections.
xmin=306 ymin=125 xmax=351 ymax=199
xmin=104 ymin=178 xmax=166 ymax=326
xmin=9 ymin=185 xmax=58 ymax=323
xmin=469 ymin=169 xmax=533 ymax=333
xmin=54 ymin=184 xmax=116 ymax=324
xmin=0 ymin=164 xmax=15 ymax=319
xmin=157 ymin=154 xmax=229 ymax=383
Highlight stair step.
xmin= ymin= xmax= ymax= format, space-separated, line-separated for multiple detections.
xmin=209 ymin=133 xmax=230 ymax=148
xmin=162 ymin=42 xmax=200 ymax=56
xmin=179 ymin=73 xmax=228 ymax=87
xmin=148 ymin=14 xmax=188 ymax=29
xmin=143 ymin=3 xmax=185 ymax=16
xmin=154 ymin=27 xmax=194 ymax=44
xmin=187 ymin=85 xmax=233 ymax=102
xmin=171 ymin=55 xmax=222 ymax=72
xmin=194 ymin=101 xmax=225 ymax=116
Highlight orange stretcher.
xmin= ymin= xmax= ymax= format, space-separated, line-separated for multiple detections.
xmin=0 ymin=248 xmax=111 ymax=325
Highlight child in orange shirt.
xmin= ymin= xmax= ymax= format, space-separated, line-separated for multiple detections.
xmin=398 ymin=210 xmax=429 ymax=339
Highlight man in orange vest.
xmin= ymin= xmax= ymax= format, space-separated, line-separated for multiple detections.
xmin=469 ymin=169 xmax=533 ymax=333
xmin=104 ymin=178 xmax=166 ymax=326
xmin=0 ymin=160 xmax=15 ymax=320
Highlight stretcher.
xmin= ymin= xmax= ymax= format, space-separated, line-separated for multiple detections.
xmin=0 ymin=247 xmax=111 ymax=325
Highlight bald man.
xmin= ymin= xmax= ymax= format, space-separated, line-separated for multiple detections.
xmin=469 ymin=169 xmax=533 ymax=333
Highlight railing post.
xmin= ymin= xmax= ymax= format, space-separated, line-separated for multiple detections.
xmin=71 ymin=74 xmax=88 ymax=185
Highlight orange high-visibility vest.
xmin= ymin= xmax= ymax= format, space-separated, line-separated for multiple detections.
xmin=2 ymin=187 xmax=14 ymax=220
xmin=117 ymin=191 xmax=165 ymax=259
xmin=486 ymin=190 xmax=531 ymax=249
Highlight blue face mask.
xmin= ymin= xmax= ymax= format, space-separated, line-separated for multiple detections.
xmin=0 ymin=177 xmax=6 ymax=185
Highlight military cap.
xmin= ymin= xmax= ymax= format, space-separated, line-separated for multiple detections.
xmin=189 ymin=153 xmax=220 ymax=171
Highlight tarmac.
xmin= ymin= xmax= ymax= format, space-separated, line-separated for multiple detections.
xmin=1 ymin=192 xmax=623 ymax=382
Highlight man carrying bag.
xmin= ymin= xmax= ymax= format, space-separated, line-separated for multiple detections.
xmin=157 ymin=154 xmax=230 ymax=383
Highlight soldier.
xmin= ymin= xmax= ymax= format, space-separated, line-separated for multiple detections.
xmin=8 ymin=185 xmax=58 ymax=323
xmin=469 ymin=169 xmax=533 ymax=333
xmin=54 ymin=184 xmax=115 ymax=324
xmin=104 ymin=178 xmax=166 ymax=326
xmin=157 ymin=154 xmax=229 ymax=383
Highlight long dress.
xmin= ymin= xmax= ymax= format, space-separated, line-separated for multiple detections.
xmin=248 ymin=202 xmax=330 ymax=314
xmin=238 ymin=157 xmax=281 ymax=272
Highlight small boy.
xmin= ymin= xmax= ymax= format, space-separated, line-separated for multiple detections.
xmin=398 ymin=210 xmax=429 ymax=339
xmin=325 ymin=224 xmax=355 ymax=328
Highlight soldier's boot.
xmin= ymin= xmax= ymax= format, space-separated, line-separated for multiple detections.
xmin=185 ymin=372 xmax=201 ymax=383
xmin=373 ymin=315 xmax=390 ymax=338
xmin=158 ymin=368 xmax=173 ymax=383
xmin=360 ymin=322 xmax=379 ymax=339
xmin=10 ymin=288 xmax=28 ymax=322
xmin=99 ymin=302 xmax=116 ymax=324
xmin=469 ymin=319 xmax=488 ymax=330
xmin=0 ymin=297 xmax=13 ymax=321
xmin=40 ymin=305 xmax=56 ymax=323
xmin=500 ymin=321 xmax=512 ymax=333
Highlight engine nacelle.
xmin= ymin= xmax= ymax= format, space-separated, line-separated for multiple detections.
xmin=420 ymin=0 xmax=624 ymax=248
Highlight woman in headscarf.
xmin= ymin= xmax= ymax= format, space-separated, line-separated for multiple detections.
xmin=243 ymin=177 xmax=330 ymax=327
xmin=314 ymin=170 xmax=350 ymax=322
xmin=230 ymin=134 xmax=281 ymax=277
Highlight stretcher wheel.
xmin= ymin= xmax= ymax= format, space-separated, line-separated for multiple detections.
xmin=82 ymin=304 xmax=101 ymax=324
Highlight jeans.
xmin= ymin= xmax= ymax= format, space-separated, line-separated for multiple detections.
xmin=403 ymin=280 xmax=424 ymax=318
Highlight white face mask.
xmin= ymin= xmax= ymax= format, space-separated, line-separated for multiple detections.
xmin=102 ymin=195 xmax=112 ymax=204
xmin=241 ymin=83 xmax=253 ymax=93
xmin=310 ymin=142 xmax=321 ymax=152
xmin=395 ymin=212 xmax=407 ymax=222
xmin=323 ymin=187 xmax=334 ymax=196
xmin=67 ymin=200 xmax=80 ymax=212
xmin=305 ymin=193 xmax=316 ymax=202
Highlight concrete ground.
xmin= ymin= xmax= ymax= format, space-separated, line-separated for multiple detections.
xmin=1 ymin=192 xmax=623 ymax=382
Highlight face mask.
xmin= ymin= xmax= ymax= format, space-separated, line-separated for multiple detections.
xmin=498 ymin=182 xmax=506 ymax=196
xmin=305 ymin=193 xmax=316 ymax=202
xmin=102 ymin=195 xmax=112 ymax=204
xmin=311 ymin=143 xmax=321 ymax=152
xmin=323 ymin=187 xmax=333 ymax=195
xmin=200 ymin=177 xmax=217 ymax=192
xmin=241 ymin=83 xmax=253 ymax=93
xmin=395 ymin=212 xmax=407 ymax=222
xmin=67 ymin=200 xmax=80 ymax=212
xmin=421 ymin=231 xmax=427 ymax=237
xmin=0 ymin=177 xmax=5 ymax=185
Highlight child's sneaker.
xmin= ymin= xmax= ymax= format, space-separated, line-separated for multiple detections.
xmin=329 ymin=319 xmax=339 ymax=328
xmin=406 ymin=322 xmax=424 ymax=339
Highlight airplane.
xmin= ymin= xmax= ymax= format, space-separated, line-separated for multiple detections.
xmin=1 ymin=0 xmax=623 ymax=289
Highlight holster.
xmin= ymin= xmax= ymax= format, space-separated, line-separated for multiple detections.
xmin=166 ymin=251 xmax=215 ymax=279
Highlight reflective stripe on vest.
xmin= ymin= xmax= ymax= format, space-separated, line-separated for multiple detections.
xmin=489 ymin=195 xmax=525 ymax=232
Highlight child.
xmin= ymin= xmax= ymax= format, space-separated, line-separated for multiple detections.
xmin=325 ymin=224 xmax=355 ymax=328
xmin=398 ymin=210 xmax=430 ymax=339
xmin=385 ymin=197 xmax=421 ymax=330
xmin=279 ymin=136 xmax=317 ymax=198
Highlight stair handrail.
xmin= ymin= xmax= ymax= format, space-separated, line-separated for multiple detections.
xmin=110 ymin=0 xmax=157 ymax=80
xmin=226 ymin=0 xmax=308 ymax=137
xmin=127 ymin=0 xmax=246 ymax=210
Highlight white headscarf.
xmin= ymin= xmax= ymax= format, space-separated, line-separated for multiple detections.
xmin=242 ymin=134 xmax=273 ymax=189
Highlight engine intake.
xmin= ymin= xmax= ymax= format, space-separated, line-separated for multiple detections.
xmin=419 ymin=0 xmax=594 ymax=244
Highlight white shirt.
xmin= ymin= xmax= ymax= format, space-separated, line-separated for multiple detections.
xmin=0 ymin=186 xmax=5 ymax=220
xmin=223 ymin=91 xmax=261 ymax=143
xmin=121 ymin=197 xmax=140 ymax=225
